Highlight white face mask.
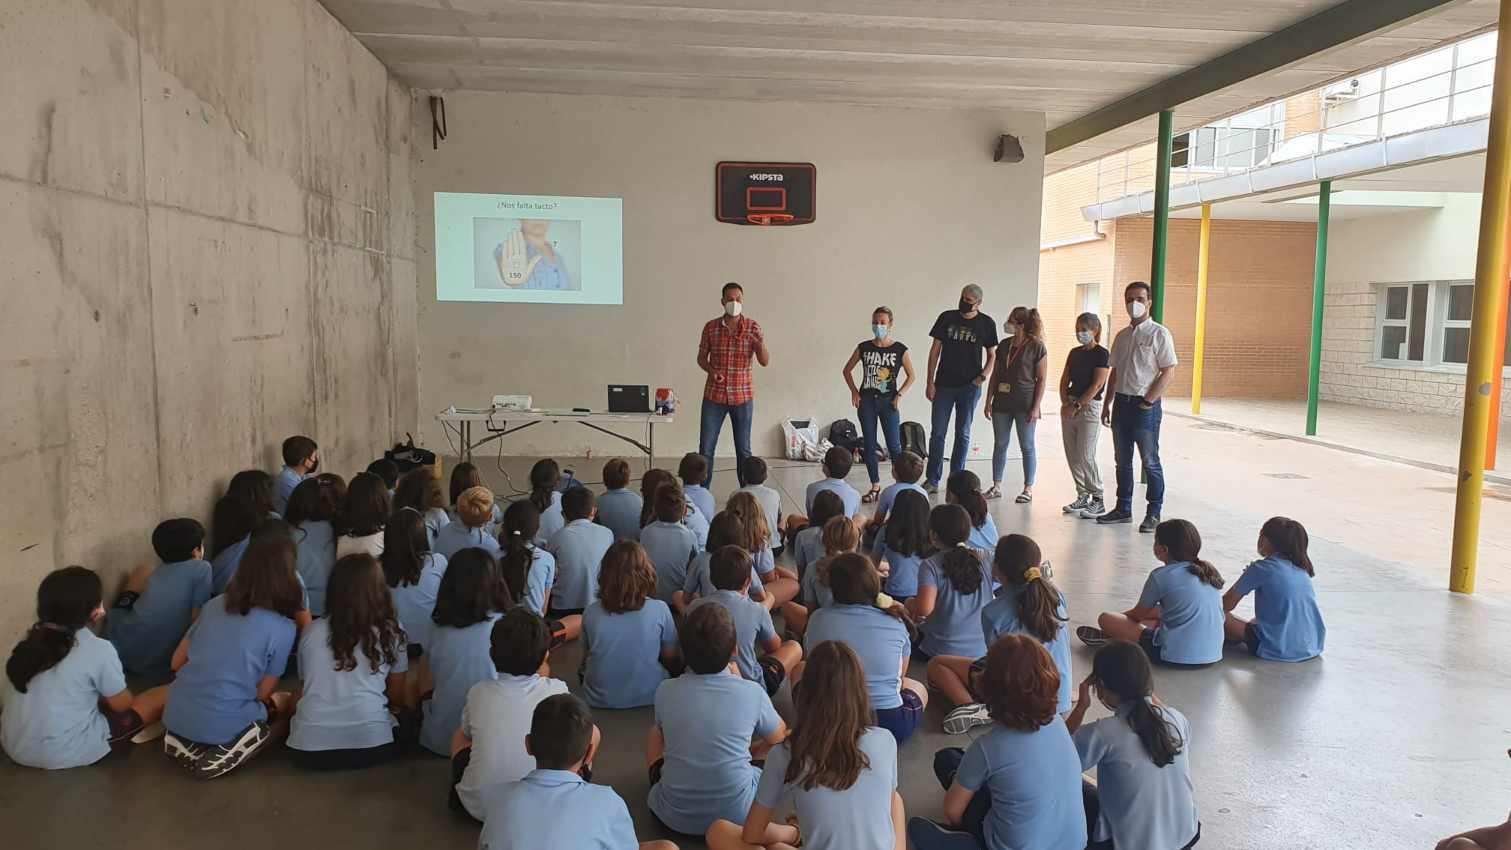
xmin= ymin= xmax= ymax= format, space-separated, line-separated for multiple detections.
xmin=1076 ymin=330 xmax=1094 ymax=345
xmin=1003 ymin=324 xmax=1018 ymax=338
xmin=1127 ymin=300 xmax=1147 ymax=320
xmin=724 ymin=301 xmax=743 ymax=318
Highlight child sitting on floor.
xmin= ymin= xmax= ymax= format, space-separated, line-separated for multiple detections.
xmin=497 ymin=501 xmax=558 ymax=619
xmin=793 ymin=490 xmax=847 ymax=582
xmin=337 ymin=472 xmax=390 ymax=560
xmin=736 ymin=457 xmax=783 ymax=559
xmin=688 ymin=545 xmax=802 ymax=697
xmin=805 ymin=445 xmax=862 ymax=522
xmin=906 ymin=504 xmax=994 ymax=662
xmin=4 ymin=567 xmax=168 ymax=769
xmin=647 ymin=603 xmax=788 ymax=838
xmin=419 ymin=549 xmax=511 ymax=756
xmin=447 ymin=462 xmax=502 ymax=538
xmin=450 ymin=608 xmax=570 ymax=821
xmin=286 ymin=475 xmax=344 ymax=616
xmin=1224 ymin=516 xmax=1326 ymax=662
xmin=104 ymin=518 xmax=212 ymax=681
xmin=481 ymin=694 xmax=678 ymax=850
xmin=640 ymin=479 xmax=701 ymax=602
xmin=596 ymin=457 xmax=644 ymax=541
xmin=780 ymin=515 xmax=862 ymax=637
xmin=728 ymin=490 xmax=799 ymax=607
xmin=275 ymin=435 xmax=319 ymax=516
xmin=581 ymin=542 xmax=680 ymax=709
xmin=382 ymin=507 xmax=448 ymax=658
xmin=433 ymin=485 xmax=501 ymax=560
xmin=680 ymin=512 xmax=769 ymax=612
xmin=873 ymin=488 xmax=931 ymax=602
xmin=946 ymin=470 xmax=999 ymax=552
xmin=393 ymin=467 xmax=450 ymax=545
xmin=209 ymin=494 xmax=260 ymax=595
xmin=529 ymin=459 xmax=567 ymax=545
xmin=679 ymin=452 xmax=717 ymax=522
xmin=546 ymin=487 xmax=615 ymax=618
xmin=228 ymin=470 xmax=278 ymax=521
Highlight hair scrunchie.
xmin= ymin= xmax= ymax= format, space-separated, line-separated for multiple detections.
xmin=1023 ymin=566 xmax=1042 ymax=583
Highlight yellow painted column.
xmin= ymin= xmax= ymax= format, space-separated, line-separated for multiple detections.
xmin=1192 ymin=204 xmax=1212 ymax=415
xmin=1450 ymin=1 xmax=1511 ymax=595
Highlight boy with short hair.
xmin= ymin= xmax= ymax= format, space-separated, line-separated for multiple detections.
xmin=365 ymin=458 xmax=401 ymax=497
xmin=646 ymin=604 xmax=788 ymax=837
xmin=805 ymin=446 xmax=862 ymax=519
xmin=737 ymin=457 xmax=784 ymax=559
xmin=640 ymin=482 xmax=701 ymax=602
xmin=104 ymin=518 xmax=213 ymax=681
xmin=865 ymin=449 xmax=928 ymax=543
xmin=596 ymin=458 xmax=643 ymax=541
xmin=275 ymin=436 xmax=319 ymax=516
xmin=546 ymin=487 xmax=614 ymax=616
xmin=432 ymin=486 xmax=501 ymax=560
xmin=679 ymin=453 xmax=716 ymax=522
xmin=688 ymin=546 xmax=801 ymax=697
xmin=480 ymin=694 xmax=676 ymax=850
xmin=451 ymin=609 xmax=570 ymax=821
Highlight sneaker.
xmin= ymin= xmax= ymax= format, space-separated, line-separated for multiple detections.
xmin=1139 ymin=514 xmax=1161 ymax=533
xmin=1096 ymin=508 xmax=1133 ymax=525
xmin=1077 ymin=625 xmax=1110 ymax=648
xmin=163 ymin=732 xmax=207 ymax=768
xmin=942 ymin=703 xmax=993 ymax=735
xmin=907 ymin=818 xmax=981 ymax=850
xmin=194 ymin=721 xmax=272 ymax=780
xmin=1062 ymin=495 xmax=1090 ymax=514
xmin=924 ymin=481 xmax=940 ymax=495
xmin=1080 ymin=497 xmax=1105 ymax=519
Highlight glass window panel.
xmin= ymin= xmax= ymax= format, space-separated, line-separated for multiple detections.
xmin=1443 ymin=327 xmax=1471 ymax=364
xmin=1381 ymin=326 xmax=1408 ymax=360
xmin=1408 ymin=283 xmax=1429 ymax=361
xmin=1448 ymin=284 xmax=1474 ymax=321
xmin=1385 ymin=286 xmax=1408 ymax=320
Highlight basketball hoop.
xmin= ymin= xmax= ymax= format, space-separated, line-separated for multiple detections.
xmin=747 ymin=213 xmax=796 ymax=226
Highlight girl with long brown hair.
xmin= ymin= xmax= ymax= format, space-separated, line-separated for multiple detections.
xmin=906 ymin=504 xmax=993 ymax=661
xmin=705 ymin=640 xmax=907 ymax=850
xmin=983 ymin=305 xmax=1048 ymax=502
xmin=1223 ymin=516 xmax=1325 ymax=662
xmin=728 ymin=490 xmax=800 ymax=609
xmin=580 ymin=542 xmax=680 ymax=709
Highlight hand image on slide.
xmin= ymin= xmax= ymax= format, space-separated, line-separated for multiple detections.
xmin=474 ymin=217 xmax=580 ymax=292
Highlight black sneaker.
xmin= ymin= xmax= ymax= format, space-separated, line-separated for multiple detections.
xmin=1140 ymin=514 xmax=1161 ymax=533
xmin=907 ymin=818 xmax=980 ymax=850
xmin=1096 ymin=509 xmax=1133 ymax=525
xmin=194 ymin=721 xmax=272 ymax=780
xmin=1076 ymin=626 xmax=1109 ymax=648
xmin=163 ymin=732 xmax=207 ymax=768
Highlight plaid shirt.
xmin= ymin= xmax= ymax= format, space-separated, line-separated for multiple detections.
xmin=698 ymin=315 xmax=764 ymax=405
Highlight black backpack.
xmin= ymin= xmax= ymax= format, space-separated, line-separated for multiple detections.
xmin=827 ymin=419 xmax=860 ymax=453
xmin=900 ymin=421 xmax=928 ymax=459
xmin=383 ymin=434 xmax=438 ymax=474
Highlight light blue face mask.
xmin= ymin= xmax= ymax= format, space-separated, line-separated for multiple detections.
xmin=1076 ymin=330 xmax=1094 ymax=345
xmin=873 ymin=323 xmax=889 ymax=340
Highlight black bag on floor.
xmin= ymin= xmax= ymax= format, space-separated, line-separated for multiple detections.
xmin=827 ymin=419 xmax=860 ymax=453
xmin=900 ymin=421 xmax=928 ymax=459
xmin=384 ymin=434 xmax=438 ymax=473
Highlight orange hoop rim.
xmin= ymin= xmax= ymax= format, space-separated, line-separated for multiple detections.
xmin=747 ymin=213 xmax=796 ymax=226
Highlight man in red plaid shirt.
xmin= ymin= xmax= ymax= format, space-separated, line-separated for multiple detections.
xmin=695 ymin=282 xmax=771 ymax=486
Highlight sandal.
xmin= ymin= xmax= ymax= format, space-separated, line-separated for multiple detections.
xmin=862 ymin=486 xmax=882 ymax=504
xmin=1016 ymin=489 xmax=1033 ymax=504
xmin=983 ymin=485 xmax=1003 ymax=499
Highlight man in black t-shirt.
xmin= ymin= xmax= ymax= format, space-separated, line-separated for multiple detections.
xmin=923 ymin=285 xmax=999 ymax=490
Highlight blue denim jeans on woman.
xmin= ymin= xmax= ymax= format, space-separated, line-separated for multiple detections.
xmin=698 ymin=399 xmax=753 ymax=487
xmin=926 ymin=384 xmax=982 ymax=486
xmin=1111 ymin=395 xmax=1165 ymax=515
xmin=857 ymin=394 xmax=902 ymax=484
xmin=990 ymin=410 xmax=1036 ymax=486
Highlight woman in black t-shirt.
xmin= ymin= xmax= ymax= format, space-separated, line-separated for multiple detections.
xmin=1058 ymin=312 xmax=1112 ymax=518
xmin=843 ymin=306 xmax=917 ymax=501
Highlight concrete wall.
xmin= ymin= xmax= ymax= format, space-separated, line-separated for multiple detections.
xmin=1320 ymin=195 xmax=1511 ymax=415
xmin=1 ymin=0 xmax=418 ymax=638
xmin=414 ymin=92 xmax=1045 ymax=459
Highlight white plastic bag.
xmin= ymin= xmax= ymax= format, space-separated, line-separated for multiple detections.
xmin=782 ymin=418 xmax=820 ymax=461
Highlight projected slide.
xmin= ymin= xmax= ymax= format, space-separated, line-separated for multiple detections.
xmin=434 ymin=193 xmax=623 ymax=305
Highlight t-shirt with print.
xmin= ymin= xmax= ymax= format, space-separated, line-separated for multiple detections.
xmin=856 ymin=340 xmax=908 ymax=397
xmin=1 ymin=628 xmax=127 ymax=769
xmin=929 ymin=309 xmax=999 ymax=389
xmin=164 ymin=595 xmax=297 ymax=745
xmin=990 ymin=337 xmax=1048 ymax=413
xmin=1066 ymin=344 xmax=1111 ymax=402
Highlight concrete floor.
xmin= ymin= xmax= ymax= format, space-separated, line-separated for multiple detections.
xmin=5 ymin=414 xmax=1511 ymax=849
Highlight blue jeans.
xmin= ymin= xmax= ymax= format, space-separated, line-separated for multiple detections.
xmin=927 ymin=385 xmax=982 ymax=486
xmin=1112 ymin=395 xmax=1165 ymax=515
xmin=858 ymin=394 xmax=902 ymax=484
xmin=990 ymin=410 xmax=1036 ymax=486
xmin=698 ymin=399 xmax=753 ymax=487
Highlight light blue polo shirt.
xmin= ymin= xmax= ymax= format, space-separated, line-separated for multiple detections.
xmin=433 ymin=520 xmax=501 ymax=562
xmin=684 ymin=497 xmax=710 ymax=549
xmin=420 ymin=614 xmax=501 ymax=755
xmin=793 ymin=526 xmax=825 ymax=579
xmin=595 ymin=488 xmax=643 ymax=541
xmin=1074 ymin=703 xmax=1198 ymax=850
xmin=876 ymin=481 xmax=926 ymax=518
xmin=534 ymin=491 xmax=565 ymax=546
xmin=876 ymin=542 xmax=924 ymax=599
xmin=956 ymin=717 xmax=1088 ymax=850
xmin=689 ymin=590 xmax=777 ymax=684
xmin=105 ymin=558 xmax=212 ymax=679
xmin=274 ymin=466 xmax=305 ymax=517
xmin=917 ymin=549 xmax=994 ymax=658
xmin=479 ymin=769 xmax=639 ymax=850
xmin=390 ymin=552 xmax=447 ymax=649
xmin=1 ymin=628 xmax=126 ymax=769
xmin=288 ymin=619 xmax=407 ymax=752
xmin=520 ymin=546 xmax=556 ymax=616
xmin=423 ymin=506 xmax=451 ymax=547
xmin=684 ymin=483 xmax=717 ymax=524
xmin=804 ymin=604 xmax=910 ymax=711
xmin=799 ymin=557 xmax=834 ymax=610
xmin=683 ymin=551 xmax=764 ymax=602
xmin=164 ymin=595 xmax=296 ymax=745
xmin=545 ymin=519 xmax=614 ymax=611
xmin=1231 ymin=556 xmax=1326 ymax=662
xmin=640 ymin=521 xmax=699 ymax=601
xmin=806 ymin=478 xmax=861 ymax=518
xmin=1138 ymin=562 xmax=1225 ymax=665
xmin=754 ymin=728 xmax=898 ymax=850
xmin=648 ymin=672 xmax=783 ymax=835
xmin=580 ymin=598 xmax=678 ymax=709
xmin=982 ymin=584 xmax=1073 ymax=713
xmin=968 ymin=513 xmax=1000 ymax=552
xmin=210 ymin=535 xmax=251 ymax=595
xmin=292 ymin=520 xmax=337 ymax=616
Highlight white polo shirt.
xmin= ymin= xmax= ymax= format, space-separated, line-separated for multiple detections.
xmin=1110 ymin=318 xmax=1178 ymax=397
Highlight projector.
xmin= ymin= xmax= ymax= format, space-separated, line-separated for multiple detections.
xmin=492 ymin=394 xmax=533 ymax=411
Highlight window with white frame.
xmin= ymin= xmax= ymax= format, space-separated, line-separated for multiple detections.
xmin=1374 ymin=281 xmax=1511 ymax=367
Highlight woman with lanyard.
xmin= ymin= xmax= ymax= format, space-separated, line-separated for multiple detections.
xmin=983 ymin=307 xmax=1047 ymax=503
xmin=843 ymin=306 xmax=917 ymax=503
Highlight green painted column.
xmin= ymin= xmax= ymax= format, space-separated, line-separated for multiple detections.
xmin=1306 ymin=181 xmax=1332 ymax=436
xmin=1150 ymin=109 xmax=1174 ymax=322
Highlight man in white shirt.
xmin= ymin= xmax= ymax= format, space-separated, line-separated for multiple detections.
xmin=1098 ymin=281 xmax=1177 ymax=533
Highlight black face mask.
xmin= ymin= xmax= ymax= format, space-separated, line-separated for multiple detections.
xmin=307 ymin=458 xmax=319 ymax=475
xmin=959 ymin=299 xmax=975 ymax=314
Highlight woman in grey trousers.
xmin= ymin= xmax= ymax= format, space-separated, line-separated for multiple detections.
xmin=1059 ymin=312 xmax=1112 ymax=518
